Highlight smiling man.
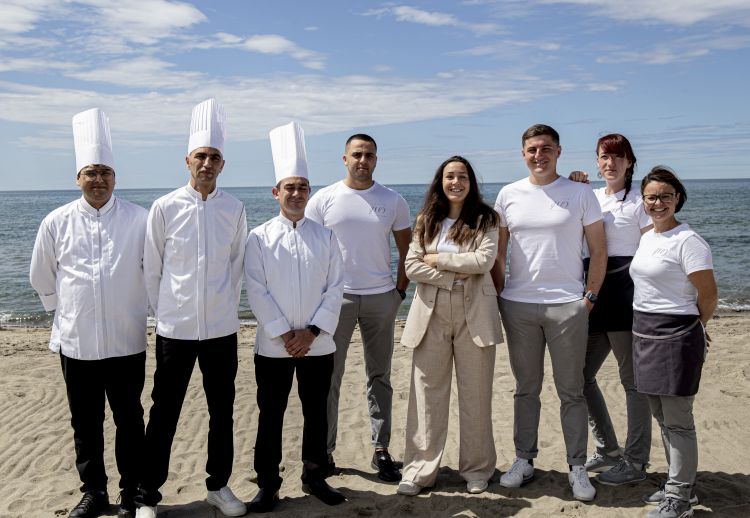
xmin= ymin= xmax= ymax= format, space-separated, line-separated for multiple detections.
xmin=305 ymin=133 xmax=411 ymax=483
xmin=30 ymin=108 xmax=148 ymax=518
xmin=136 ymin=99 xmax=247 ymax=518
xmin=244 ymin=122 xmax=345 ymax=512
xmin=493 ymin=124 xmax=607 ymax=502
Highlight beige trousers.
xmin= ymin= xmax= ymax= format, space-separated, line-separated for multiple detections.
xmin=402 ymin=286 xmax=497 ymax=486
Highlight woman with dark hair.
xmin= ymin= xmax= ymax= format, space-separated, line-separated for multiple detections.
xmin=571 ymin=134 xmax=654 ymax=486
xmin=397 ymin=156 xmax=502 ymax=496
xmin=630 ymin=167 xmax=716 ymax=518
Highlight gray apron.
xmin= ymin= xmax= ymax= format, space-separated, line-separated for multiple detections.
xmin=632 ymin=310 xmax=706 ymax=396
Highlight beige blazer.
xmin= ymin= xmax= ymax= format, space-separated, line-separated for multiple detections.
xmin=401 ymin=225 xmax=503 ymax=349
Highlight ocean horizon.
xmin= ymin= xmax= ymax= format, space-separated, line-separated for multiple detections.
xmin=2 ymin=179 xmax=748 ymax=327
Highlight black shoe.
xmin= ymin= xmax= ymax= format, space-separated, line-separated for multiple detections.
xmin=302 ymin=479 xmax=346 ymax=506
xmin=69 ymin=491 xmax=109 ymax=518
xmin=371 ymin=450 xmax=402 ymax=482
xmin=325 ymin=453 xmax=336 ymax=478
xmin=117 ymin=488 xmax=137 ymax=517
xmin=247 ymin=488 xmax=279 ymax=513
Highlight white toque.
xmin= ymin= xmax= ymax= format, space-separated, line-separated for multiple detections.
xmin=72 ymin=108 xmax=114 ymax=173
xmin=269 ymin=121 xmax=309 ymax=184
xmin=188 ymin=98 xmax=226 ymax=155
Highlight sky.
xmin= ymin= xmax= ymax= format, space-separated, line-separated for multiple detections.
xmin=1 ymin=0 xmax=749 ymax=191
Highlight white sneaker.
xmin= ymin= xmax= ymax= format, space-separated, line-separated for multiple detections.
xmin=569 ymin=465 xmax=596 ymax=501
xmin=396 ymin=480 xmax=423 ymax=496
xmin=500 ymin=458 xmax=534 ymax=488
xmin=135 ymin=506 xmax=157 ymax=518
xmin=466 ymin=479 xmax=488 ymax=494
xmin=206 ymin=486 xmax=247 ymax=517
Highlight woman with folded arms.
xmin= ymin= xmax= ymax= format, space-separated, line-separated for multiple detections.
xmin=630 ymin=166 xmax=717 ymax=518
xmin=397 ymin=156 xmax=502 ymax=497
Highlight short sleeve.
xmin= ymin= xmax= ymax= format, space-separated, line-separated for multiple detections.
xmin=581 ymin=187 xmax=603 ymax=226
xmin=393 ymin=194 xmax=411 ymax=231
xmin=494 ymin=190 xmax=508 ymax=227
xmin=305 ymin=190 xmax=325 ymax=226
xmin=681 ymin=234 xmax=713 ymax=275
xmin=635 ymin=198 xmax=652 ymax=230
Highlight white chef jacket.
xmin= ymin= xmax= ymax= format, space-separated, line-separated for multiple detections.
xmin=144 ymin=184 xmax=247 ymax=340
xmin=244 ymin=215 xmax=344 ymax=357
xmin=30 ymin=195 xmax=148 ymax=360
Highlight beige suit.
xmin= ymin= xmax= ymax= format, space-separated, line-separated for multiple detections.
xmin=400 ymin=225 xmax=503 ymax=487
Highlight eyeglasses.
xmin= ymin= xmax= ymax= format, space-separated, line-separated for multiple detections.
xmin=81 ymin=171 xmax=114 ymax=180
xmin=642 ymin=193 xmax=676 ymax=205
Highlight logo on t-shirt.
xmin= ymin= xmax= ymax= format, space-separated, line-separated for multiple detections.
xmin=549 ymin=199 xmax=569 ymax=209
xmin=652 ymin=247 xmax=669 ymax=257
xmin=369 ymin=205 xmax=387 ymax=216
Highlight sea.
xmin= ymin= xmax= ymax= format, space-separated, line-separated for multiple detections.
xmin=2 ymin=179 xmax=748 ymax=327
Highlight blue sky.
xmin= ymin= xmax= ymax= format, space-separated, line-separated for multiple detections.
xmin=2 ymin=0 xmax=749 ymax=190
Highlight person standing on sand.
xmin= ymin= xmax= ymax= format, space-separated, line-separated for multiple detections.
xmin=135 ymin=99 xmax=247 ymax=518
xmin=397 ymin=156 xmax=502 ymax=497
xmin=30 ymin=108 xmax=148 ymax=518
xmin=244 ymin=122 xmax=345 ymax=512
xmin=493 ymin=124 xmax=607 ymax=502
xmin=569 ymin=134 xmax=653 ymax=486
xmin=305 ymin=133 xmax=411 ymax=482
xmin=630 ymin=167 xmax=717 ymax=518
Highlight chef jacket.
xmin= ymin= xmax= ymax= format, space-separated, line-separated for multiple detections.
xmin=244 ymin=215 xmax=344 ymax=357
xmin=30 ymin=195 xmax=148 ymax=360
xmin=144 ymin=184 xmax=247 ymax=340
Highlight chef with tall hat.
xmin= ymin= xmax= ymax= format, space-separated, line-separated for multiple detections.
xmin=244 ymin=122 xmax=345 ymax=511
xmin=136 ymin=99 xmax=247 ymax=518
xmin=30 ymin=108 xmax=148 ymax=518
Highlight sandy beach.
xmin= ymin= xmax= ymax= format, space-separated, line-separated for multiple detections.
xmin=1 ymin=314 xmax=749 ymax=517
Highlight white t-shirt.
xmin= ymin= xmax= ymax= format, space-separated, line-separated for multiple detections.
xmin=585 ymin=187 xmax=651 ymax=258
xmin=630 ymin=223 xmax=713 ymax=315
xmin=437 ymin=218 xmax=459 ymax=253
xmin=495 ymin=176 xmax=603 ymax=303
xmin=306 ymin=180 xmax=411 ymax=295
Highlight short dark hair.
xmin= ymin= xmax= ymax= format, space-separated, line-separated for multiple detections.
xmin=345 ymin=133 xmax=377 ymax=151
xmin=641 ymin=166 xmax=688 ymax=213
xmin=522 ymin=124 xmax=559 ymax=146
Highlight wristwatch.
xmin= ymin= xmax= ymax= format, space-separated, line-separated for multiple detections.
xmin=397 ymin=289 xmax=407 ymax=300
xmin=584 ymin=291 xmax=598 ymax=304
xmin=307 ymin=324 xmax=321 ymax=337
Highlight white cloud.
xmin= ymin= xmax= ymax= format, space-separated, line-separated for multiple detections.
xmin=363 ymin=5 xmax=502 ymax=36
xmin=78 ymin=0 xmax=207 ymax=45
xmin=451 ymin=39 xmax=561 ymax=57
xmin=543 ymin=0 xmax=750 ymax=26
xmin=304 ymin=26 xmax=319 ymax=31
xmin=0 ymin=0 xmax=61 ymax=34
xmin=195 ymin=33 xmax=327 ymax=70
xmin=65 ymin=57 xmax=204 ymax=89
xmin=0 ymin=71 xmax=576 ymax=149
xmin=595 ymin=33 xmax=750 ymax=65
xmin=0 ymin=58 xmax=78 ymax=73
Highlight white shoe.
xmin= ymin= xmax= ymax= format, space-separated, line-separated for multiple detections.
xmin=396 ymin=480 xmax=423 ymax=496
xmin=466 ymin=479 xmax=488 ymax=494
xmin=569 ymin=465 xmax=596 ymax=501
xmin=207 ymin=486 xmax=247 ymax=516
xmin=135 ymin=506 xmax=157 ymax=518
xmin=500 ymin=458 xmax=534 ymax=488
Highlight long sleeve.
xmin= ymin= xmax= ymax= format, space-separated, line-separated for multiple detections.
xmin=436 ymin=227 xmax=499 ymax=274
xmin=29 ymin=219 xmax=58 ymax=311
xmin=230 ymin=205 xmax=248 ymax=301
xmin=405 ymin=236 xmax=456 ymax=288
xmin=143 ymin=202 xmax=166 ymax=314
xmin=244 ymin=232 xmax=291 ymax=339
xmin=309 ymin=231 xmax=345 ymax=335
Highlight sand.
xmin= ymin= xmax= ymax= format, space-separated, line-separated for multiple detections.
xmin=1 ymin=314 xmax=749 ymax=517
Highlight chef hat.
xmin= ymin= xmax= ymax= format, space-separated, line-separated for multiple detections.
xmin=188 ymin=98 xmax=226 ymax=154
xmin=269 ymin=121 xmax=309 ymax=184
xmin=72 ymin=108 xmax=114 ymax=173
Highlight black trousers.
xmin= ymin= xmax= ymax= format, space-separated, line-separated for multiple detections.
xmin=60 ymin=351 xmax=146 ymax=494
xmin=139 ymin=333 xmax=238 ymax=505
xmin=254 ymin=353 xmax=334 ymax=490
